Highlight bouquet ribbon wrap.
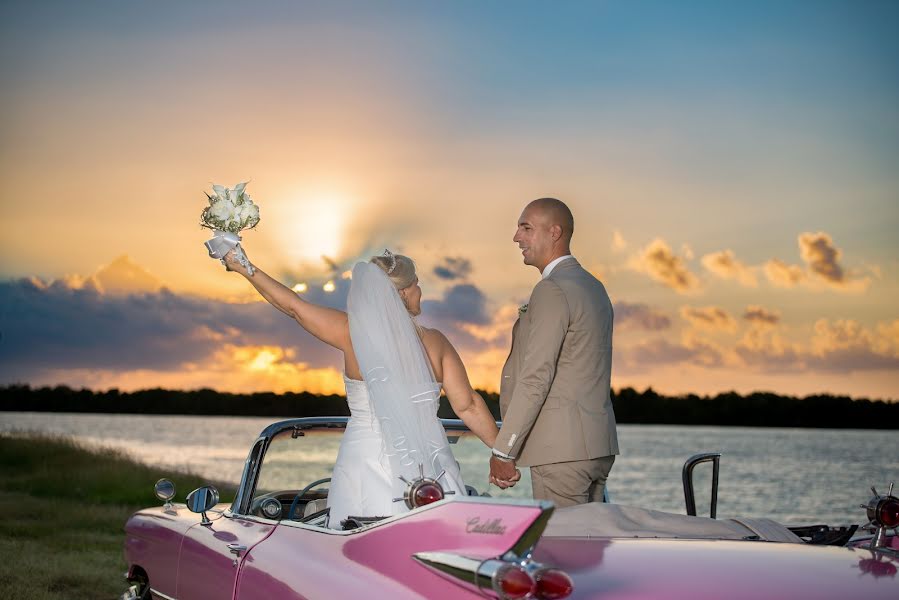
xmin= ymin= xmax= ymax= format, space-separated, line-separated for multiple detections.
xmin=205 ymin=230 xmax=255 ymax=275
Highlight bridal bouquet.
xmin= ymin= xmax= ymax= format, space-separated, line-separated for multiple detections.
xmin=200 ymin=182 xmax=260 ymax=275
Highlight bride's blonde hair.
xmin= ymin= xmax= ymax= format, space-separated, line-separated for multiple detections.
xmin=371 ymin=252 xmax=417 ymax=290
xmin=371 ymin=251 xmax=423 ymax=333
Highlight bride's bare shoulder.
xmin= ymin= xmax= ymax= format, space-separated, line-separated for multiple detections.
xmin=420 ymin=326 xmax=452 ymax=351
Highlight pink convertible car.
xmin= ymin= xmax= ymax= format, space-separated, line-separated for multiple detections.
xmin=121 ymin=417 xmax=899 ymax=599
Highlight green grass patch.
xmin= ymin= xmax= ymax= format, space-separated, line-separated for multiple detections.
xmin=0 ymin=433 xmax=235 ymax=599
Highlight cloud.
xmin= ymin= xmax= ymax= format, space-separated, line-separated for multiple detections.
xmin=613 ymin=310 xmax=899 ymax=379
xmin=799 ymin=231 xmax=874 ymax=292
xmin=34 ymin=255 xmax=165 ymax=296
xmin=459 ymin=303 xmax=519 ymax=345
xmin=763 ymin=232 xmax=871 ymax=292
xmin=432 ymin=256 xmax=472 ymax=281
xmin=629 ymin=238 xmax=701 ymax=294
xmin=321 ymin=255 xmax=341 ymax=274
xmin=735 ymin=327 xmax=805 ymax=372
xmin=807 ymin=318 xmax=899 ymax=371
xmin=701 ymin=250 xmax=757 ymax=287
xmin=0 ymin=251 xmax=510 ymax=393
xmin=799 ymin=232 xmax=844 ymax=283
xmin=621 ymin=335 xmax=726 ymax=370
xmin=764 ymin=258 xmax=805 ymax=287
xmin=15 ymin=344 xmax=348 ymax=395
xmin=735 ymin=318 xmax=899 ymax=374
xmin=0 ymin=277 xmax=342 ymax=388
xmin=417 ymin=282 xmax=504 ymax=367
xmin=611 ymin=230 xmax=627 ymax=253
xmin=743 ymin=305 xmax=780 ymax=327
xmin=614 ymin=302 xmax=671 ymax=331
xmin=680 ymin=305 xmax=737 ymax=333
xmin=422 ymin=283 xmax=489 ymax=326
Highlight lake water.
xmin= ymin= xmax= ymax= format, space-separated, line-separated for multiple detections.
xmin=2 ymin=411 xmax=896 ymax=526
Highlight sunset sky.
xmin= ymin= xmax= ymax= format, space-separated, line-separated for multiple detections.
xmin=2 ymin=1 xmax=897 ymax=400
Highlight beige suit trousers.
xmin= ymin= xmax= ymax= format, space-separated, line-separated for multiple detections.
xmin=530 ymin=456 xmax=616 ymax=508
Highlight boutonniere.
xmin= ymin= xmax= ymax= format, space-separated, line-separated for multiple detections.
xmin=518 ymin=303 xmax=528 ymax=318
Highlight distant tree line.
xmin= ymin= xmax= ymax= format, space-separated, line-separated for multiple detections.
xmin=1 ymin=384 xmax=896 ymax=429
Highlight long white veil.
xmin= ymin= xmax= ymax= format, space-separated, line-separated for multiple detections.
xmin=347 ymin=261 xmax=464 ymax=503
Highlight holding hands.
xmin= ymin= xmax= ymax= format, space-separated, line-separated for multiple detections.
xmin=489 ymin=454 xmax=522 ymax=490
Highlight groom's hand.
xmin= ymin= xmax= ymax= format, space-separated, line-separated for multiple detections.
xmin=489 ymin=455 xmax=521 ymax=489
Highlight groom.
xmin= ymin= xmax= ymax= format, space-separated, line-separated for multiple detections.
xmin=489 ymin=198 xmax=619 ymax=507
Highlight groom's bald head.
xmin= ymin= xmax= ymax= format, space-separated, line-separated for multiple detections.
xmin=527 ymin=198 xmax=574 ymax=244
xmin=514 ymin=197 xmax=574 ymax=272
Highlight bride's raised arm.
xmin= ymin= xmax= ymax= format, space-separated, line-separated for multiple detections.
xmin=432 ymin=331 xmax=499 ymax=448
xmin=222 ymin=248 xmax=350 ymax=352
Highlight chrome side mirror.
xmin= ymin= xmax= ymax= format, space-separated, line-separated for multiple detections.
xmin=155 ymin=479 xmax=175 ymax=511
xmin=186 ymin=485 xmax=220 ymax=526
xmin=682 ymin=453 xmax=721 ymax=519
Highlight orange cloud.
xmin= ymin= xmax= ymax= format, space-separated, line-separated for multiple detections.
xmin=217 ymin=344 xmax=346 ymax=394
xmin=611 ymin=230 xmax=627 ymax=253
xmin=680 ymin=305 xmax=737 ymax=333
xmin=800 ymin=232 xmax=873 ymax=292
xmin=30 ymin=343 xmax=346 ymax=395
xmin=763 ymin=258 xmax=805 ymax=287
xmin=743 ymin=305 xmax=780 ymax=327
xmin=701 ymin=250 xmax=757 ymax=287
xmin=630 ymin=238 xmax=701 ymax=294
xmin=614 ymin=302 xmax=671 ymax=332
xmin=763 ymin=233 xmax=872 ymax=292
xmin=735 ymin=326 xmax=803 ymax=371
xmin=457 ymin=347 xmax=511 ymax=393
xmin=460 ymin=303 xmax=519 ymax=345
xmin=93 ymin=255 xmax=164 ymax=295
xmin=799 ymin=232 xmax=843 ymax=283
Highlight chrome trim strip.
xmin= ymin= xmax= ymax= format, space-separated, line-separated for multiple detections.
xmin=149 ymin=587 xmax=177 ymax=600
xmin=504 ymin=500 xmax=555 ymax=561
xmin=412 ymin=551 xmax=485 ymax=593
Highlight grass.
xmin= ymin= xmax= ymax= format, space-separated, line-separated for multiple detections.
xmin=0 ymin=433 xmax=235 ymax=600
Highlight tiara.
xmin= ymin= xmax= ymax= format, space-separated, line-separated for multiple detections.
xmin=382 ymin=249 xmax=397 ymax=274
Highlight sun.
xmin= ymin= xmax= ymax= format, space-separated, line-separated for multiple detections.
xmin=273 ymin=189 xmax=351 ymax=265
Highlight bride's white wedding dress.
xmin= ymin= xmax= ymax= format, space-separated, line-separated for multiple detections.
xmin=326 ymin=375 xmax=466 ymax=529
xmin=323 ymin=260 xmax=469 ymax=530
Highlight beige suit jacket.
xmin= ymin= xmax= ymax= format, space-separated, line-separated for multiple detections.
xmin=495 ymin=257 xmax=619 ymax=467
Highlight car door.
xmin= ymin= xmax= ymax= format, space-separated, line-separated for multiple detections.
xmin=175 ymin=512 xmax=276 ymax=600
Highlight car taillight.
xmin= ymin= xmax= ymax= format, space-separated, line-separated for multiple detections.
xmin=412 ymin=481 xmax=444 ymax=507
xmin=879 ymin=498 xmax=899 ymax=528
xmin=494 ymin=565 xmax=535 ymax=600
xmin=534 ymin=568 xmax=574 ymax=599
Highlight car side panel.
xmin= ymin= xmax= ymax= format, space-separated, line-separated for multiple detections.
xmin=175 ymin=511 xmax=276 ymax=600
xmin=124 ymin=507 xmax=196 ymax=599
xmin=235 ymin=500 xmax=548 ymax=599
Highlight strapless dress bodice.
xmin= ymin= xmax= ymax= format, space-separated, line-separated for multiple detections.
xmin=343 ymin=375 xmax=375 ymax=423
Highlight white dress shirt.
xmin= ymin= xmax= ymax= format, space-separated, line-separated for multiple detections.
xmin=542 ymin=254 xmax=574 ymax=279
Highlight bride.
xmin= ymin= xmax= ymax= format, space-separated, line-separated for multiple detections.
xmin=220 ymin=247 xmax=501 ymax=529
